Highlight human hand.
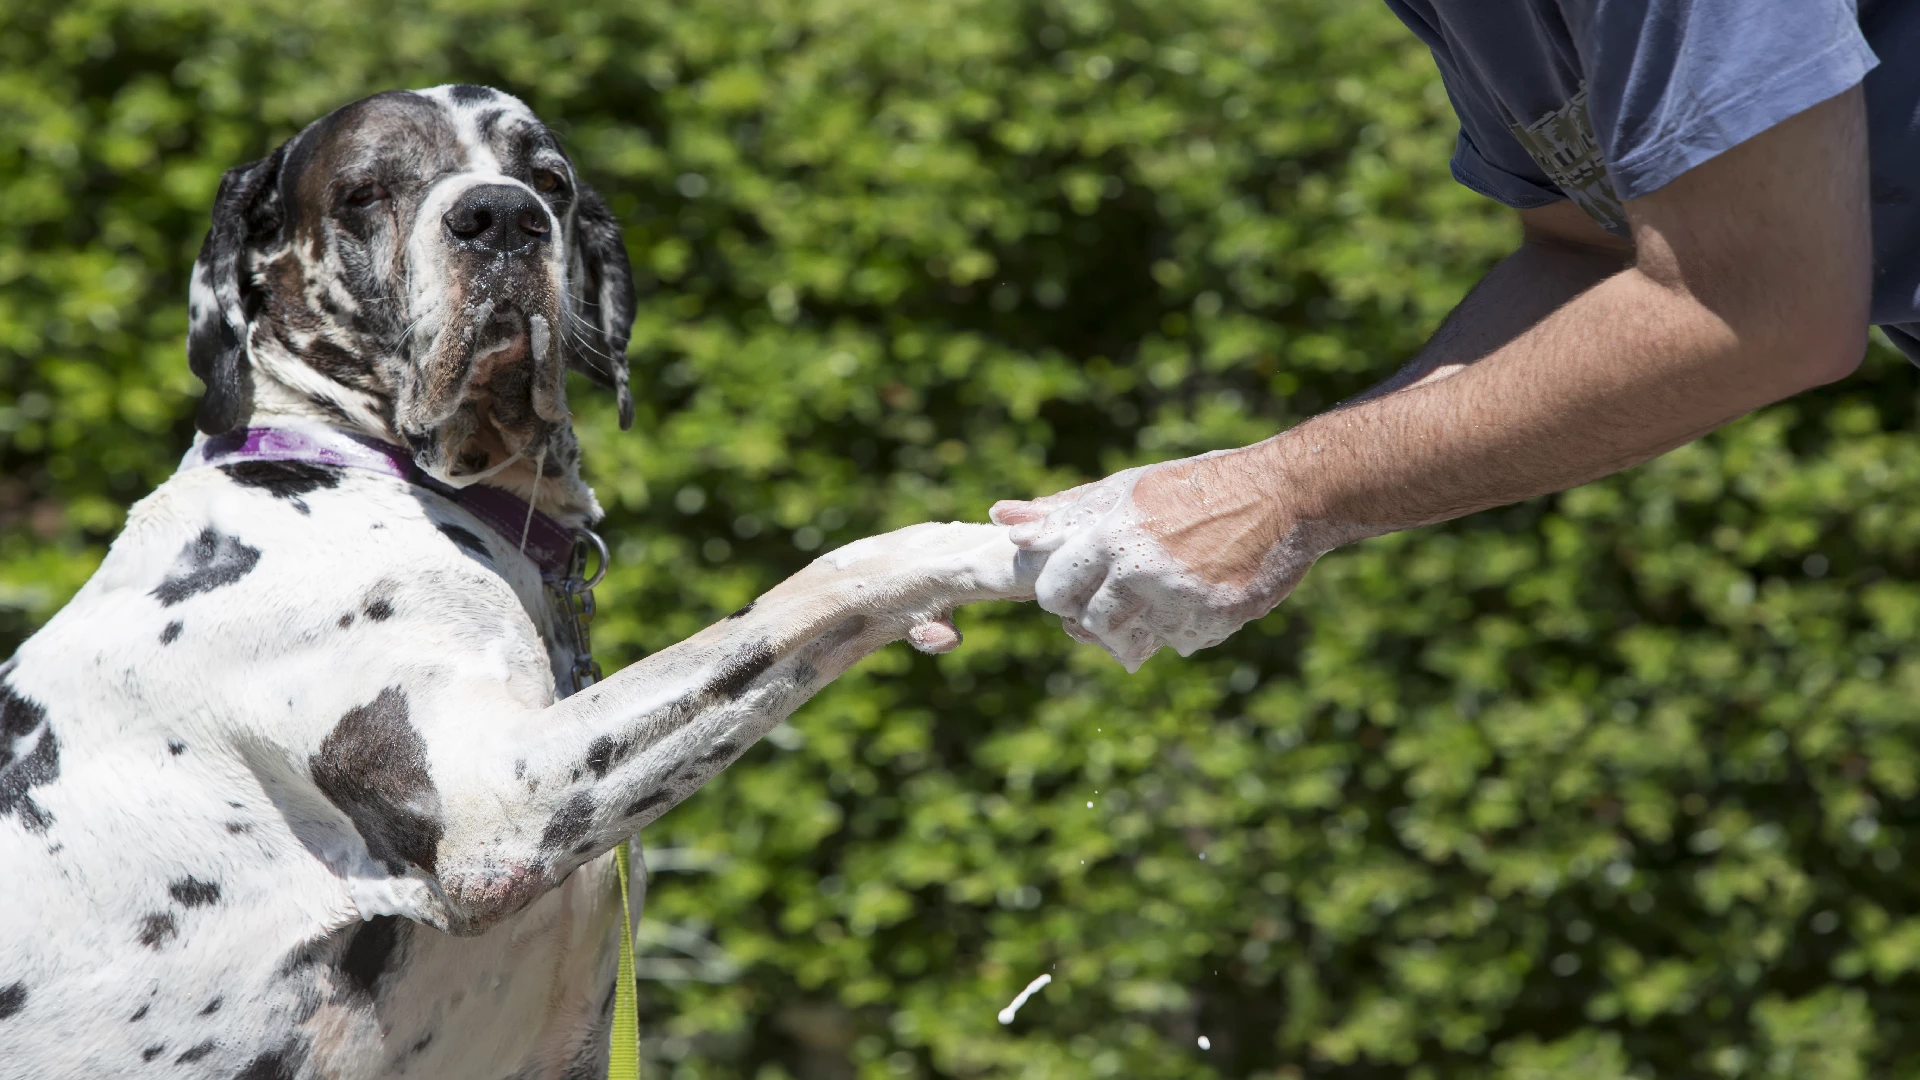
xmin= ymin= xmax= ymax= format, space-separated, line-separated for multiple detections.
xmin=988 ymin=445 xmax=1320 ymax=670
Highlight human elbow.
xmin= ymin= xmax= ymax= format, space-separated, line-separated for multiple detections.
xmin=1733 ymin=276 xmax=1868 ymax=394
xmin=1769 ymin=309 xmax=1868 ymax=390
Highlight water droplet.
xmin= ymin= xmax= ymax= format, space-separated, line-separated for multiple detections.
xmin=1198 ymin=1036 xmax=1211 ymax=1050
xmin=1087 ymin=801 xmax=1094 ymax=808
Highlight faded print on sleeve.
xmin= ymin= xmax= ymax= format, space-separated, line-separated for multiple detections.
xmin=1508 ymin=85 xmax=1629 ymax=235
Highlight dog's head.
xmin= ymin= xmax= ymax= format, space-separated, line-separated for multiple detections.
xmin=187 ymin=85 xmax=634 ymax=516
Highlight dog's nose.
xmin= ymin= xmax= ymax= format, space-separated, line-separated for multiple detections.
xmin=443 ymin=184 xmax=551 ymax=253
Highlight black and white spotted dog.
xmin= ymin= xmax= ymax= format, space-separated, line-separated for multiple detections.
xmin=0 ymin=86 xmax=1033 ymax=1079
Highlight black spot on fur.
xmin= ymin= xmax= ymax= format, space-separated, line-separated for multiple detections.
xmin=160 ymin=621 xmax=183 ymax=645
xmin=341 ymin=915 xmax=404 ymax=998
xmin=622 ymin=790 xmax=672 ymax=820
xmin=168 ymin=740 xmax=187 ymax=756
xmin=703 ymin=640 xmax=778 ymax=698
xmin=696 ymin=740 xmax=738 ymax=767
xmin=152 ymin=528 xmax=260 ymax=607
xmin=303 ymin=391 xmax=358 ymax=426
xmin=585 ymin=736 xmax=616 ymax=779
xmin=436 ymin=523 xmax=492 ymax=562
xmin=278 ymin=935 xmax=323 ymax=974
xmin=138 ymin=913 xmax=177 ymax=947
xmin=0 ymin=669 xmax=58 ymax=832
xmin=291 ymin=984 xmax=322 ymax=1024
xmin=169 ymin=876 xmax=221 ymax=907
xmin=309 ymin=687 xmax=443 ymax=874
xmin=0 ymin=981 xmax=23 ymax=1019
xmin=0 ymin=669 xmax=42 ymax=751
xmin=130 ymin=1004 xmax=149 ymax=1022
xmin=561 ymin=1047 xmax=615 ymax=1080
xmin=176 ymin=1040 xmax=214 ymax=1064
xmin=219 ymin=461 xmax=343 ymax=508
xmin=200 ymin=997 xmax=222 ymax=1015
xmin=226 ymin=821 xmax=250 ymax=834
xmin=337 ymin=613 xmax=353 ymax=629
xmin=410 ymin=1032 xmax=433 ymax=1055
xmin=472 ymin=108 xmax=506 ymax=139
xmin=448 ymin=83 xmax=497 ymax=104
xmin=726 ymin=600 xmax=755 ymax=620
xmin=539 ymin=791 xmax=595 ymax=852
xmin=235 ymin=1048 xmax=300 ymax=1080
xmin=142 ymin=1045 xmax=165 ymax=1061
xmin=363 ymin=596 xmax=394 ymax=622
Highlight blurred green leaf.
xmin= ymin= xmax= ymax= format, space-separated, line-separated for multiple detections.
xmin=6 ymin=0 xmax=1920 ymax=1076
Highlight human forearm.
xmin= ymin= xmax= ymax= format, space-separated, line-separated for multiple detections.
xmin=993 ymin=87 xmax=1870 ymax=667
xmin=1145 ymin=89 xmax=1871 ymax=574
xmin=1347 ymin=215 xmax=1630 ymax=404
xmin=1245 ymin=260 xmax=1821 ymax=549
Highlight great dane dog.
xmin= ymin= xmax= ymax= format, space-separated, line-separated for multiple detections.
xmin=0 ymin=86 xmax=1034 ymax=1078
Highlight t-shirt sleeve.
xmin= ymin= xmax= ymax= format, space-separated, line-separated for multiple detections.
xmin=1436 ymin=77 xmax=1567 ymax=211
xmin=1562 ymin=0 xmax=1877 ymax=201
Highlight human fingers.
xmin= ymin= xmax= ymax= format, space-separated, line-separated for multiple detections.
xmin=1059 ymin=615 xmax=1160 ymax=671
xmin=1078 ymin=576 xmax=1167 ymax=671
xmin=1106 ymin=625 xmax=1163 ymax=673
xmin=1078 ymin=575 xmax=1149 ymax=643
xmin=1004 ymin=483 xmax=1132 ymax=551
xmin=988 ymin=480 xmax=1098 ymax=527
xmin=1059 ymin=615 xmax=1103 ymax=645
xmin=1031 ymin=532 xmax=1112 ymax=621
xmin=988 ymin=499 xmax=1041 ymax=526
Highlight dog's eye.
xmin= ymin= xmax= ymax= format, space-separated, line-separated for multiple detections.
xmin=531 ymin=169 xmax=566 ymax=195
xmin=344 ymin=182 xmax=389 ymax=208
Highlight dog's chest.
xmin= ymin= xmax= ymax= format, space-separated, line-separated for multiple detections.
xmin=286 ymin=857 xmax=624 ymax=1079
xmin=0 ymin=465 xmax=626 ymax=1078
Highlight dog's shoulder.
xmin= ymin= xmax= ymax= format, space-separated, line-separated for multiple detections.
xmin=95 ymin=460 xmax=540 ymax=625
xmin=17 ymin=462 xmax=557 ymax=753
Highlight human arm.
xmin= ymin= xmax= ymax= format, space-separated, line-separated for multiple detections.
xmin=990 ymin=86 xmax=1871 ymax=669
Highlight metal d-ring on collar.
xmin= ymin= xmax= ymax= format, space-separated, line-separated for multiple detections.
xmin=559 ymin=526 xmax=609 ymax=691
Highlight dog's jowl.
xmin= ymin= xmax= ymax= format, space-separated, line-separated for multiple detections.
xmin=0 ymin=85 xmax=1035 ymax=1078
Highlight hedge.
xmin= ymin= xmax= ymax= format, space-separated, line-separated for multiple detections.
xmin=3 ymin=0 xmax=1917 ymax=1076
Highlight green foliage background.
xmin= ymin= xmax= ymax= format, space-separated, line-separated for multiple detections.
xmin=3 ymin=0 xmax=1917 ymax=1076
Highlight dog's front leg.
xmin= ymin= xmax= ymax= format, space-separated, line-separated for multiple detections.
xmin=419 ymin=522 xmax=1035 ymax=933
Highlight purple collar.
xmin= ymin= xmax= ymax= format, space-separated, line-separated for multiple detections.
xmin=181 ymin=425 xmax=581 ymax=583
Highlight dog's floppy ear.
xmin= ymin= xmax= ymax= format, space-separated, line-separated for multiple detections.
xmin=567 ymin=179 xmax=637 ymax=430
xmin=186 ymin=146 xmax=286 ymax=435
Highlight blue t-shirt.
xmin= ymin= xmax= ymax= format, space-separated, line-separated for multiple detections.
xmin=1385 ymin=0 xmax=1920 ymax=361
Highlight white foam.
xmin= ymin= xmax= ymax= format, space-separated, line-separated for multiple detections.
xmin=997 ymin=973 xmax=1052 ymax=1024
xmin=1003 ymin=463 xmax=1291 ymax=670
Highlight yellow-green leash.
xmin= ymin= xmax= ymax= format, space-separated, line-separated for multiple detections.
xmin=609 ymin=839 xmax=640 ymax=1079
xmin=553 ymin=527 xmax=639 ymax=1078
